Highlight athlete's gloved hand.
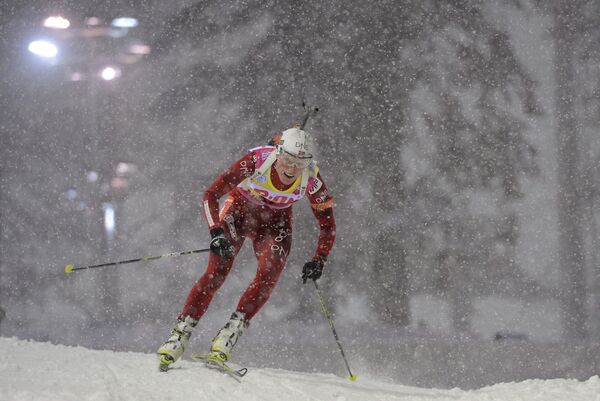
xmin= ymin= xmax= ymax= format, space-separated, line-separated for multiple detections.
xmin=210 ymin=227 xmax=233 ymax=258
xmin=302 ymin=256 xmax=326 ymax=284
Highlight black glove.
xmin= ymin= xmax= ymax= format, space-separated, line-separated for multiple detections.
xmin=210 ymin=227 xmax=233 ymax=258
xmin=302 ymin=256 xmax=326 ymax=284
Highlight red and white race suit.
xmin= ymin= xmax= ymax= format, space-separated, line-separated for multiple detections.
xmin=180 ymin=146 xmax=335 ymax=321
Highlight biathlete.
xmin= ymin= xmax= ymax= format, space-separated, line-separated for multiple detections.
xmin=157 ymin=127 xmax=336 ymax=370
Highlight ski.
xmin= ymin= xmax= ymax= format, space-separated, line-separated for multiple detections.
xmin=192 ymin=353 xmax=248 ymax=382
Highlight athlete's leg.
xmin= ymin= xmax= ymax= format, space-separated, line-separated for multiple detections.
xmin=179 ymin=246 xmax=241 ymax=319
xmin=180 ymin=195 xmax=246 ymax=320
xmin=236 ymin=217 xmax=292 ymax=320
xmin=158 ymin=238 xmax=243 ymax=368
xmin=159 ymin=194 xmax=247 ymax=368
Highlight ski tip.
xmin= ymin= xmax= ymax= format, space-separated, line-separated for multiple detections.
xmin=64 ymin=264 xmax=74 ymax=274
xmin=348 ymin=373 xmax=358 ymax=382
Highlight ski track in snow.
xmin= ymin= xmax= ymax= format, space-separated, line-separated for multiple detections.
xmin=1 ymin=337 xmax=600 ymax=401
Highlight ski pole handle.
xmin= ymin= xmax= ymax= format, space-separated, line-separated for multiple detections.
xmin=64 ymin=248 xmax=210 ymax=274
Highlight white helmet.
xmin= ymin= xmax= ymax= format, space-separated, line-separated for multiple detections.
xmin=277 ymin=128 xmax=315 ymax=160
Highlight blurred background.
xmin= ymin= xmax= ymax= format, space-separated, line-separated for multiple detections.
xmin=1 ymin=0 xmax=599 ymax=389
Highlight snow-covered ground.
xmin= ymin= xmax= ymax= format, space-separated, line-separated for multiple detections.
xmin=1 ymin=337 xmax=599 ymax=401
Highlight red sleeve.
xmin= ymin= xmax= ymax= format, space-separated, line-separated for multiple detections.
xmin=307 ymin=172 xmax=336 ymax=259
xmin=201 ymin=152 xmax=256 ymax=230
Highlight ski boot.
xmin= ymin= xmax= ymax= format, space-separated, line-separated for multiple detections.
xmin=209 ymin=311 xmax=248 ymax=362
xmin=157 ymin=315 xmax=198 ymax=371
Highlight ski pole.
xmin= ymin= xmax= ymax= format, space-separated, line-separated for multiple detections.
xmin=312 ymin=280 xmax=358 ymax=381
xmin=64 ymin=248 xmax=210 ymax=274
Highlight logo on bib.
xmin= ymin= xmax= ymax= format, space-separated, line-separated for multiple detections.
xmin=308 ymin=177 xmax=323 ymax=195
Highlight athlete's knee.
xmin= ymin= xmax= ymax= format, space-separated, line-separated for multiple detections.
xmin=209 ymin=271 xmax=229 ymax=288
xmin=198 ymin=261 xmax=233 ymax=290
xmin=254 ymin=268 xmax=283 ymax=292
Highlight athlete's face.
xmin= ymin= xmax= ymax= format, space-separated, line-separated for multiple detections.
xmin=275 ymin=153 xmax=309 ymax=185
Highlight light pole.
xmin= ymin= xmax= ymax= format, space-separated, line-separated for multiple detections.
xmin=27 ymin=13 xmax=149 ymax=327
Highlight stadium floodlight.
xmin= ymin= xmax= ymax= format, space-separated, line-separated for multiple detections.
xmin=28 ymin=40 xmax=58 ymax=58
xmin=43 ymin=16 xmax=71 ymax=29
xmin=111 ymin=17 xmax=138 ymax=28
xmin=100 ymin=66 xmax=121 ymax=81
